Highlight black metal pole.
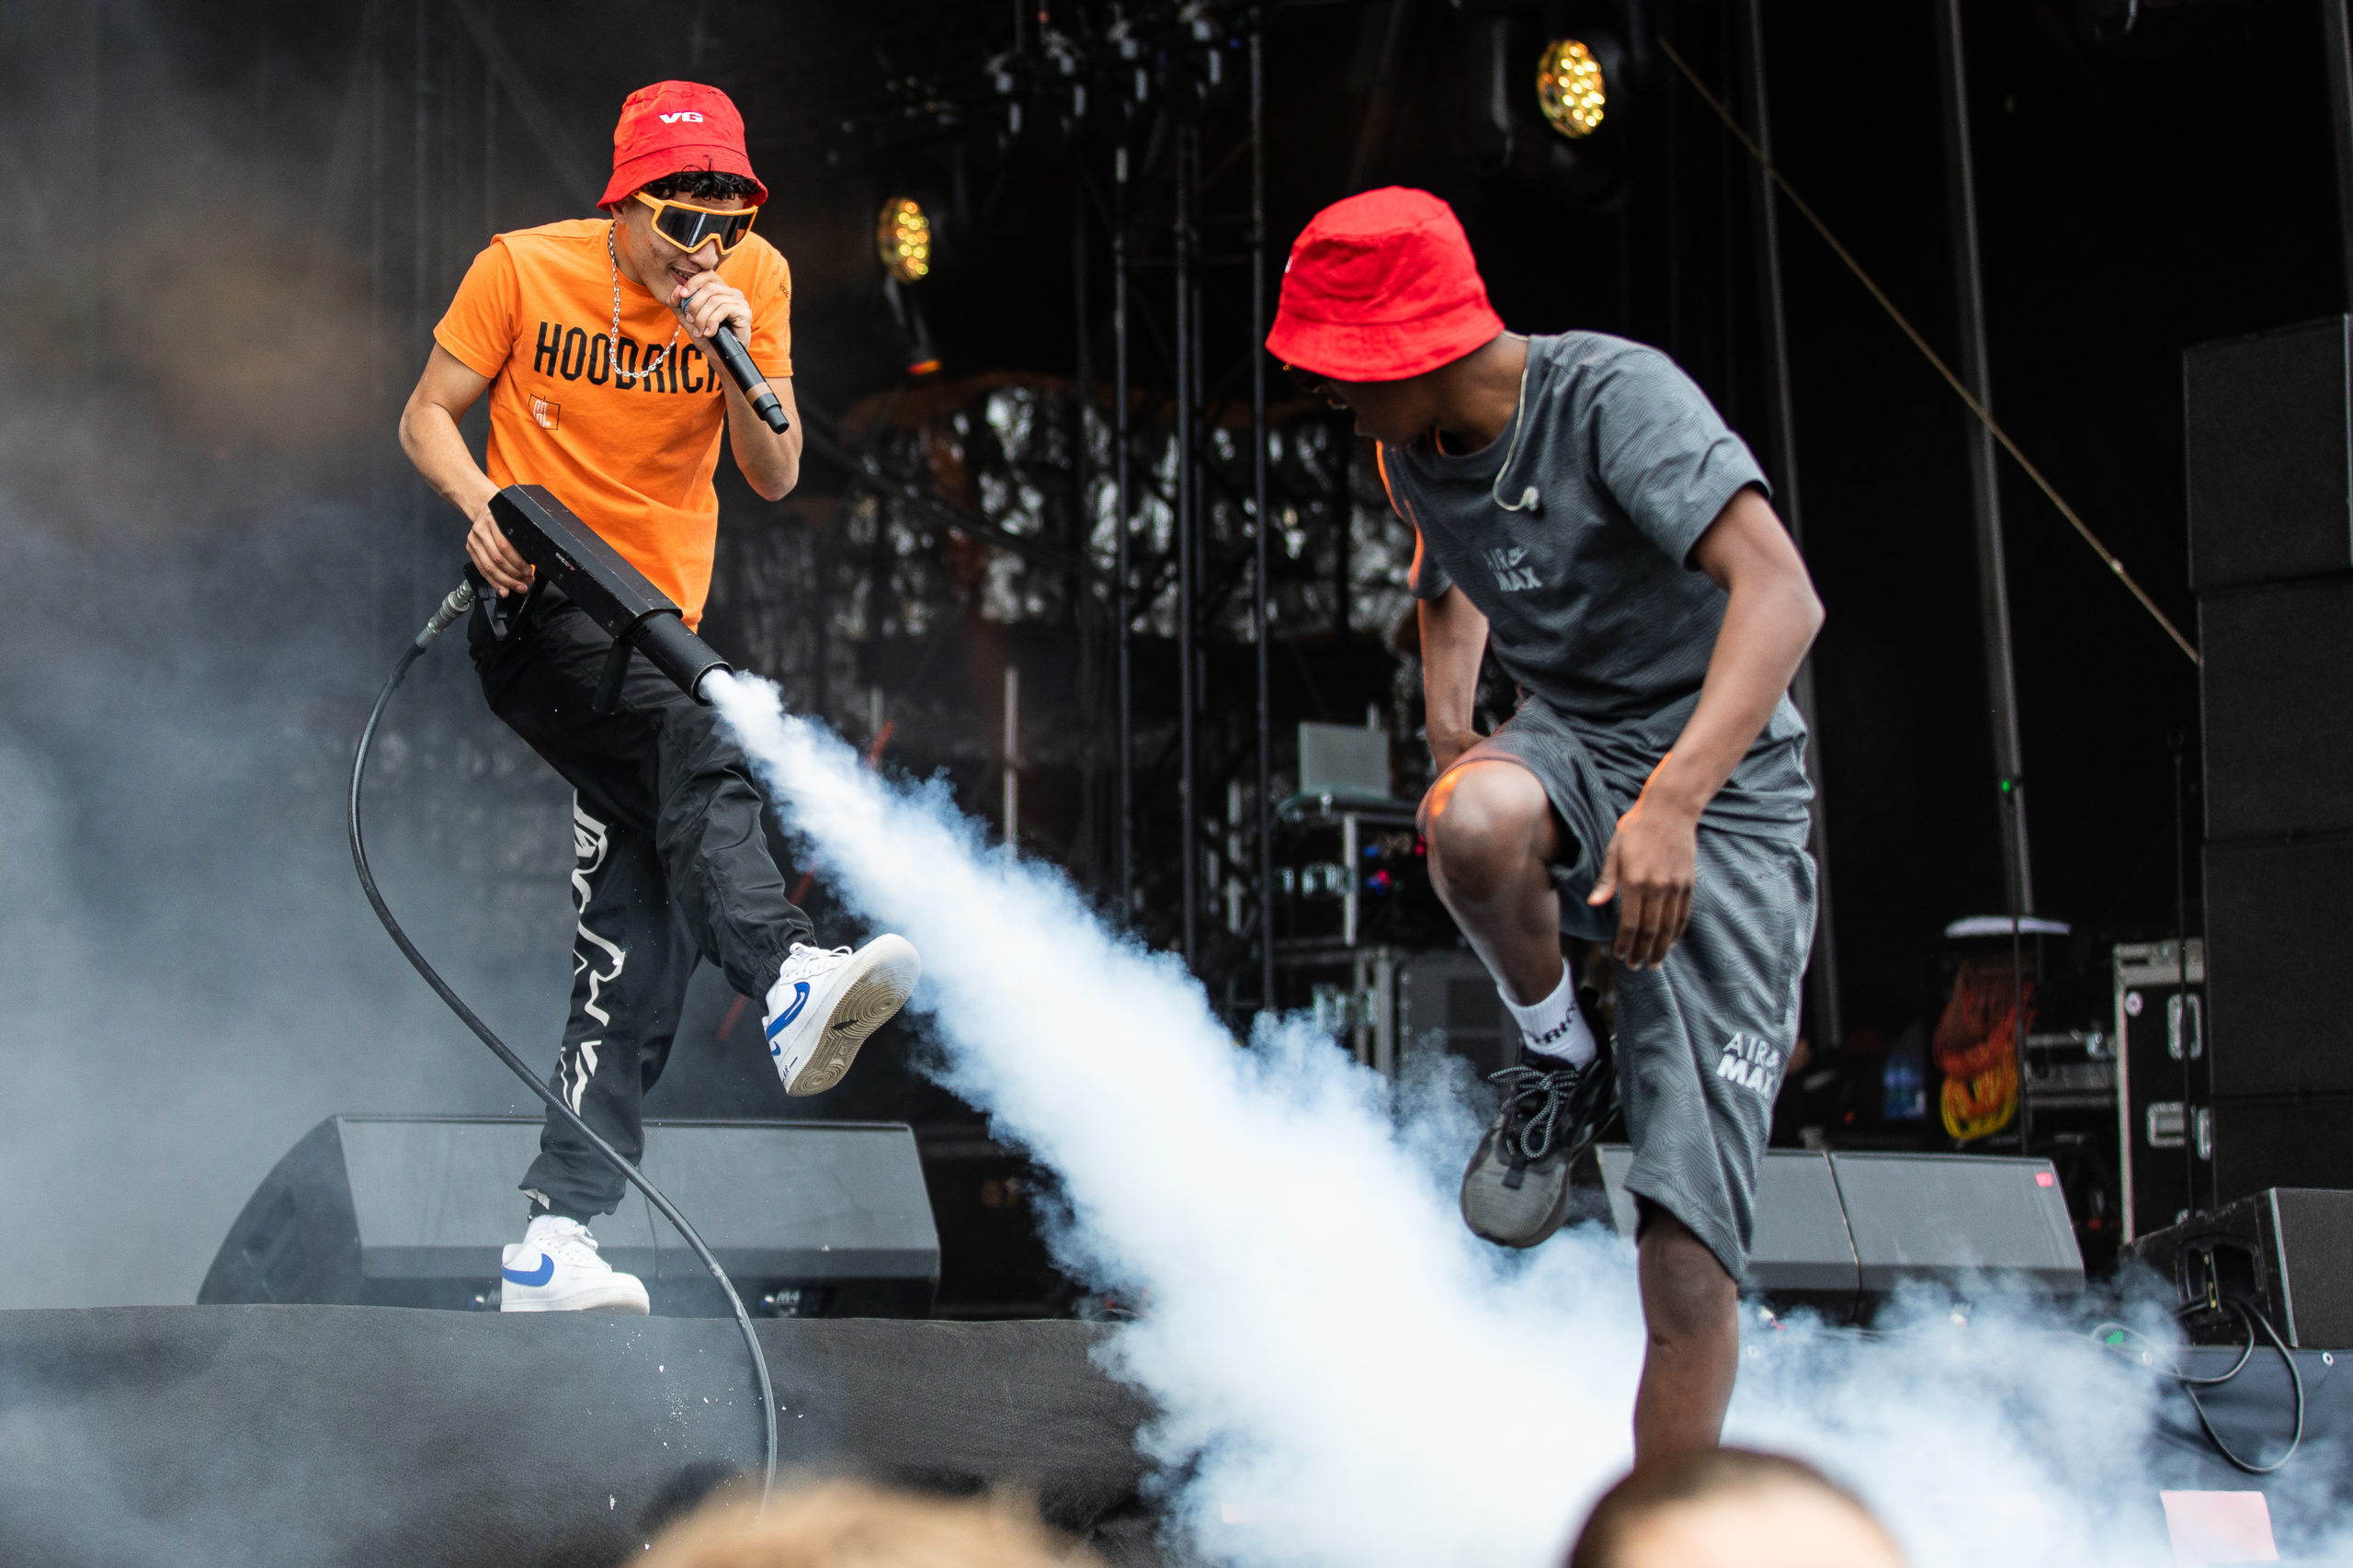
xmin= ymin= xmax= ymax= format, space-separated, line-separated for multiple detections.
xmin=1115 ymin=142 xmax=1135 ymax=916
xmin=2175 ymin=728 xmax=2194 ymax=1218
xmin=1252 ymin=25 xmax=1275 ymax=1017
xmin=1177 ymin=126 xmax=1199 ymax=967
xmin=1074 ymin=167 xmax=1097 ymax=885
xmin=2324 ymin=0 xmax=2353 ymax=312
xmin=1936 ymin=0 xmax=2034 ymax=1155
xmin=2009 ymin=784 xmax=2030 ymax=1155
xmin=1734 ymin=0 xmax=1841 ymax=1054
xmin=1933 ymin=0 xmax=2034 ymax=922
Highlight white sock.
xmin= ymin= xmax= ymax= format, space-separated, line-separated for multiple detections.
xmin=1500 ymin=962 xmax=1596 ymax=1068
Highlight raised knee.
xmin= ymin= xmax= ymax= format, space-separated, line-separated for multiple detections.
xmin=1422 ymin=764 xmax=1549 ymax=888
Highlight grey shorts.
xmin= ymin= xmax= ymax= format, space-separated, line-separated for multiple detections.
xmin=1462 ymin=701 xmax=1816 ymax=1281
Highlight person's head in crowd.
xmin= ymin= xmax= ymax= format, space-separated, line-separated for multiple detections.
xmin=641 ymin=1476 xmax=1101 ymax=1568
xmin=1569 ymin=1448 xmax=1904 ymax=1568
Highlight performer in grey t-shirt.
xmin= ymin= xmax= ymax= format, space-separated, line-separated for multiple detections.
xmin=1267 ymin=187 xmax=1824 ymax=1464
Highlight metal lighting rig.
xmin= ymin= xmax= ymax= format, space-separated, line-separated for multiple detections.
xmin=820 ymin=3 xmax=1293 ymax=1016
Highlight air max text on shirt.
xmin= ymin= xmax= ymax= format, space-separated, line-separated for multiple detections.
xmin=1485 ymin=546 xmax=1541 ymax=591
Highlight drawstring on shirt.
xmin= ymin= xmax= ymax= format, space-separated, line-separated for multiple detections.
xmin=1489 ymin=337 xmax=1542 ymax=516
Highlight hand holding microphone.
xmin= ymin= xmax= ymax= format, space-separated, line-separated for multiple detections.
xmin=674 ymin=272 xmax=790 ymax=435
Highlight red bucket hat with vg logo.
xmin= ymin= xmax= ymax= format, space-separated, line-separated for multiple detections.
xmin=598 ymin=81 xmax=768 ymax=210
xmin=1267 ymin=187 xmax=1504 ymax=381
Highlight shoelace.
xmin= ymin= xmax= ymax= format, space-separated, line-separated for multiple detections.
xmin=784 ymin=942 xmax=853 ymax=977
xmin=1486 ymin=1063 xmax=1588 ymax=1164
xmin=528 ymin=1225 xmax=602 ymax=1267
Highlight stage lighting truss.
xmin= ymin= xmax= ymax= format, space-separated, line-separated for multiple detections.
xmin=833 ymin=5 xmax=1248 ymax=168
xmin=877 ymin=197 xmax=933 ymax=283
xmin=980 ymin=10 xmax=1233 ymax=139
xmin=1536 ymin=38 xmax=1607 ymax=139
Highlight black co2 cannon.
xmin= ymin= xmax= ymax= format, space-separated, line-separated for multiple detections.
xmin=487 ymin=483 xmax=733 ymax=708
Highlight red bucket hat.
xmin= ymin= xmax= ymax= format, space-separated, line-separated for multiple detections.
xmin=1266 ymin=187 xmax=1503 ymax=381
xmin=598 ymin=81 xmax=767 ymax=210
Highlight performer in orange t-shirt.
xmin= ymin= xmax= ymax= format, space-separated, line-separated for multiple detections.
xmin=398 ymin=82 xmax=918 ymax=1314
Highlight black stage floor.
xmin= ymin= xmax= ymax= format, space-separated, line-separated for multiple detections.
xmin=2143 ymin=1344 xmax=2353 ymax=1538
xmin=0 ymin=1307 xmax=1159 ymax=1568
xmin=2 ymin=1306 xmax=2348 ymax=1567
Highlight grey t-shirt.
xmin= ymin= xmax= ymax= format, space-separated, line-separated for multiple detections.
xmin=1381 ymin=331 xmax=1813 ymax=840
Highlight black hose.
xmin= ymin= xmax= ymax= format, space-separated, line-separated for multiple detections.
xmin=349 ymin=595 xmax=778 ymax=1501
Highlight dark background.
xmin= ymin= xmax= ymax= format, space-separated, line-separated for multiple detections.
xmin=0 ymin=0 xmax=2336 ymax=1305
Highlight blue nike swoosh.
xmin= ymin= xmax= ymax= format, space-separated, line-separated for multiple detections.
xmin=765 ymin=982 xmax=811 ymax=1043
xmin=503 ymin=1254 xmax=555 ymax=1287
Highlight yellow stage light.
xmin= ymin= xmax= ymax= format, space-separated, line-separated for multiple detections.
xmin=1535 ymin=39 xmax=1607 ymax=140
xmin=876 ymin=197 xmax=932 ymax=283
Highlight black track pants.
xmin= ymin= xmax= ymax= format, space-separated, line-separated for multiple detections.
xmin=470 ymin=585 xmax=814 ymax=1220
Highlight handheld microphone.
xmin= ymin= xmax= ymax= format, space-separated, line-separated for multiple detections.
xmin=709 ymin=324 xmax=790 ymax=435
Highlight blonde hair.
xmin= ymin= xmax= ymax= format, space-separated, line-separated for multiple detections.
xmin=1568 ymin=1449 xmax=1900 ymax=1568
xmin=643 ymin=1477 xmax=1102 ymax=1568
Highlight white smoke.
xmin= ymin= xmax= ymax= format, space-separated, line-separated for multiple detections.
xmin=710 ymin=672 xmax=2315 ymax=1568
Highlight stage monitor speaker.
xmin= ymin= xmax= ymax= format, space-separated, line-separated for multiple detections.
xmin=1397 ymin=949 xmax=1522 ymax=1077
xmin=2185 ymin=315 xmax=2352 ymax=593
xmin=2201 ymin=836 xmax=2353 ymax=1099
xmin=1828 ymin=1152 xmax=2084 ymax=1298
xmin=2128 ymin=1188 xmax=2353 ymax=1347
xmin=199 ymin=1116 xmax=939 ymax=1317
xmin=2199 ymin=576 xmax=2353 ymax=840
xmin=1596 ymin=1147 xmax=2082 ymax=1320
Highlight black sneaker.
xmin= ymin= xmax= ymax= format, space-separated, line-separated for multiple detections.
xmin=1460 ymin=1007 xmax=1618 ymax=1249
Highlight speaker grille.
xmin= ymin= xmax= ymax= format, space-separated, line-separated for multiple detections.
xmin=2203 ymin=839 xmax=2353 ymax=1096
xmin=2200 ymin=577 xmax=2353 ymax=840
xmin=2273 ymin=1189 xmax=2353 ymax=1346
xmin=2186 ymin=316 xmax=2352 ymax=592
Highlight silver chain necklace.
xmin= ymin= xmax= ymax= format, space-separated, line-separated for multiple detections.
xmin=606 ymin=221 xmax=681 ymax=384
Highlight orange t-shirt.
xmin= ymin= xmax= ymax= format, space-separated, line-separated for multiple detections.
xmin=432 ymin=217 xmax=793 ymax=629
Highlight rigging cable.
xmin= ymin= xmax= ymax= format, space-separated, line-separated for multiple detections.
xmin=1658 ymin=36 xmax=2200 ymax=667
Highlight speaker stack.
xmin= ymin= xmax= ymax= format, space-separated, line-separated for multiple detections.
xmin=2186 ymin=316 xmax=2353 ymax=1208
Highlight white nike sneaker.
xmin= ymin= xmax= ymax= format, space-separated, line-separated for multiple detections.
xmin=498 ymin=1214 xmax=650 ymax=1313
xmin=763 ymin=936 xmax=921 ymax=1096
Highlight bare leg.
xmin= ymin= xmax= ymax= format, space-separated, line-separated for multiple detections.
xmin=1632 ymin=1200 xmax=1740 ymax=1463
xmin=1420 ymin=760 xmax=1568 ymax=1006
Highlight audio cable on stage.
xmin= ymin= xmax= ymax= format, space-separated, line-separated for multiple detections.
xmin=2091 ymin=1297 xmax=2306 ymax=1475
xmin=349 ymin=579 xmax=779 ymax=1502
